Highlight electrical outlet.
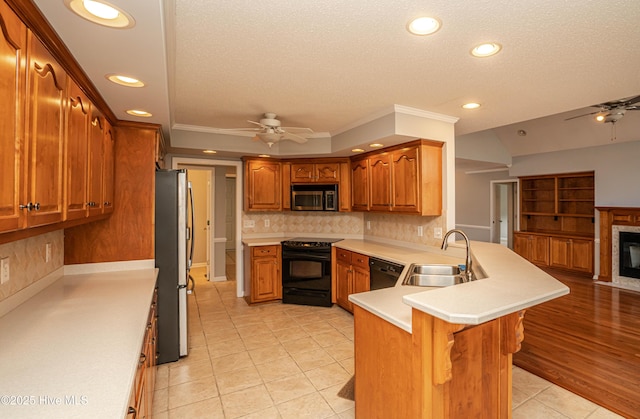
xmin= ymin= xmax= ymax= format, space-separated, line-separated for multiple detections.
xmin=1 ymin=257 xmax=9 ymax=284
xmin=434 ymin=227 xmax=443 ymax=239
xmin=46 ymin=243 xmax=52 ymax=263
xmin=243 ymin=220 xmax=255 ymax=228
xmin=417 ymin=226 xmax=424 ymax=237
xmin=264 ymin=219 xmax=270 ymax=227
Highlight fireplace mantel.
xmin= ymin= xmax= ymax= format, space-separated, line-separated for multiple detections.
xmin=596 ymin=207 xmax=640 ymax=282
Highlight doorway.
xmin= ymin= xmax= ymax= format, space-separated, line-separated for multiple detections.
xmin=172 ymin=157 xmax=244 ymax=298
xmin=490 ymin=180 xmax=518 ymax=248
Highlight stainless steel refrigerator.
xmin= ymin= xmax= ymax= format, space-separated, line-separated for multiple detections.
xmin=155 ymin=169 xmax=194 ymax=364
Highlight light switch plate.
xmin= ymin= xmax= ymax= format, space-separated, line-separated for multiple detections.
xmin=1 ymin=257 xmax=9 ymax=284
xmin=243 ymin=220 xmax=255 ymax=228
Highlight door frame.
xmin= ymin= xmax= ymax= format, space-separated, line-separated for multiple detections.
xmin=172 ymin=157 xmax=244 ymax=297
xmin=489 ymin=179 xmax=519 ymax=248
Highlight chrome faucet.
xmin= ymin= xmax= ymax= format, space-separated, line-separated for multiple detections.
xmin=441 ymin=229 xmax=475 ymax=282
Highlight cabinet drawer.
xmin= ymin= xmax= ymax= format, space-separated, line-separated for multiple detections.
xmin=336 ymin=248 xmax=352 ymax=264
xmin=252 ymin=245 xmax=279 ymax=257
xmin=351 ymin=252 xmax=370 ymax=270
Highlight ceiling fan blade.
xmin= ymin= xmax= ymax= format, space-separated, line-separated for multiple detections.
xmin=281 ymin=132 xmax=308 ymax=144
xmin=564 ymin=111 xmax=599 ymax=121
xmin=217 ymin=127 xmax=261 ymax=132
xmin=247 ymin=120 xmax=267 ymax=129
xmin=281 ymin=126 xmax=314 ymax=134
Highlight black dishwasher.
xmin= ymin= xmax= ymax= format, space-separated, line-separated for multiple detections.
xmin=369 ymin=258 xmax=404 ymax=290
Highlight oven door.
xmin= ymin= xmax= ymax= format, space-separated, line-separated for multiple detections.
xmin=282 ymin=251 xmax=331 ymax=291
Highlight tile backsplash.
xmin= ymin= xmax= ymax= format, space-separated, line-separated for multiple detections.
xmin=0 ymin=230 xmax=64 ymax=302
xmin=365 ymin=213 xmax=446 ymax=248
xmin=242 ymin=212 xmax=364 ymax=237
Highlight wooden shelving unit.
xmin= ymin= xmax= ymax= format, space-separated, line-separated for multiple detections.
xmin=516 ymin=172 xmax=595 ymax=274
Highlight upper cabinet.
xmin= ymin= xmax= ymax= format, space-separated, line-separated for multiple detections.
xmin=290 ymin=161 xmax=341 ymax=183
xmin=244 ymin=158 xmax=282 ymax=211
xmin=353 ymin=140 xmax=443 ymax=216
xmin=87 ymin=107 xmax=105 ymax=217
xmin=0 ymin=1 xmax=27 ymax=233
xmin=24 ymin=32 xmax=67 ymax=228
xmin=102 ymin=118 xmax=115 ymax=214
xmin=64 ymin=78 xmax=90 ymax=221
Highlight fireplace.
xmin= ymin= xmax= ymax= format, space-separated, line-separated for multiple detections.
xmin=620 ymin=232 xmax=640 ymax=279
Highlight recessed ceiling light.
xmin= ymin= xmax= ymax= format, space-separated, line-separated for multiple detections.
xmin=462 ymin=102 xmax=481 ymax=109
xmin=517 ymin=129 xmax=527 ymax=136
xmin=258 ymin=154 xmax=271 ymax=158
xmin=407 ymin=16 xmax=441 ymax=36
xmin=65 ymin=0 xmax=135 ymax=29
xmin=351 ymin=148 xmax=365 ymax=153
xmin=126 ymin=109 xmax=152 ymax=117
xmin=370 ymin=143 xmax=384 ymax=148
xmin=203 ymin=150 xmax=217 ymax=154
xmin=471 ymin=43 xmax=502 ymax=57
xmin=106 ymin=74 xmax=145 ymax=87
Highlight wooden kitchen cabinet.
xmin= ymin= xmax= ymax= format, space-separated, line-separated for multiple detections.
xmin=87 ymin=107 xmax=105 ymax=217
xmin=243 ymin=158 xmax=282 ymax=211
xmin=549 ymin=236 xmax=593 ymax=273
xmin=24 ymin=32 xmax=67 ymax=228
xmin=513 ymin=233 xmax=550 ymax=266
xmin=0 ymin=1 xmax=26 ymax=233
xmin=290 ymin=161 xmax=340 ymax=183
xmin=351 ymin=140 xmax=443 ymax=216
xmin=335 ymin=248 xmax=369 ymax=313
xmin=102 ymin=119 xmax=115 ymax=214
xmin=64 ymin=79 xmax=90 ymax=221
xmin=244 ymin=245 xmax=282 ymax=304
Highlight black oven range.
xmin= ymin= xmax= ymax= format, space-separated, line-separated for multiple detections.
xmin=281 ymin=238 xmax=343 ymax=307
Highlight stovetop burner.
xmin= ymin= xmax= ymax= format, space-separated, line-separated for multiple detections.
xmin=281 ymin=237 xmax=343 ymax=248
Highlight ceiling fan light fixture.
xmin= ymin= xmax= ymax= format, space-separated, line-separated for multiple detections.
xmin=65 ymin=0 xmax=135 ymax=29
xmin=106 ymin=74 xmax=145 ymax=87
xmin=595 ymin=113 xmax=606 ymax=122
xmin=471 ymin=42 xmax=502 ymax=57
xmin=407 ymin=16 xmax=442 ymax=36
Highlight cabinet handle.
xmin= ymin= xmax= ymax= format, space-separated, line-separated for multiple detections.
xmin=128 ymin=406 xmax=137 ymax=418
xmin=139 ymin=353 xmax=146 ymax=365
xmin=104 ymin=201 xmax=111 ymax=206
xmin=19 ymin=202 xmax=40 ymax=211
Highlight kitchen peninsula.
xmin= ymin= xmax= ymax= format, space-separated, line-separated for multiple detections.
xmin=337 ymin=239 xmax=569 ymax=418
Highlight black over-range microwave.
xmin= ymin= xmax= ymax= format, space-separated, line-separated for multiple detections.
xmin=291 ymin=184 xmax=338 ymax=211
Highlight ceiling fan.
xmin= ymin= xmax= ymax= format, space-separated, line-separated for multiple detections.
xmin=565 ymin=95 xmax=640 ymax=124
xmin=221 ymin=113 xmax=314 ymax=147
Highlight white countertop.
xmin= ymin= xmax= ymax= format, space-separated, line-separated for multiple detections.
xmin=0 ymin=268 xmax=158 ymax=419
xmin=345 ymin=239 xmax=569 ymax=332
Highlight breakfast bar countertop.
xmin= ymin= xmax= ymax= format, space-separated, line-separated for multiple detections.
xmin=343 ymin=239 xmax=569 ymax=332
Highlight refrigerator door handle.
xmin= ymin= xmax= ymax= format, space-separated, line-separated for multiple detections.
xmin=188 ymin=182 xmax=195 ymax=270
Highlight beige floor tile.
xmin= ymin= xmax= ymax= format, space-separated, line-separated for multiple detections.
xmin=155 ymin=364 xmax=169 ymax=390
xmin=205 ymin=327 xmax=241 ymax=343
xmin=168 ymin=376 xmax=219 ymax=410
xmin=169 ymin=358 xmax=214 ymax=386
xmin=290 ymin=348 xmax=336 ymax=371
xmin=248 ymin=343 xmax=290 ymax=365
xmin=320 ymin=382 xmax=355 ymax=414
xmin=188 ymin=330 xmax=207 ymax=348
xmin=338 ymin=407 xmax=355 ymax=418
xmin=265 ymin=372 xmax=317 ymax=404
xmin=255 ymin=355 xmax=302 ymax=382
xmin=587 ymin=407 xmax=626 ymax=419
xmin=235 ymin=323 xmax=272 ymax=339
xmin=154 ymin=411 xmax=169 ymax=419
xmin=512 ymin=366 xmax=553 ymax=398
xmin=215 ymin=364 xmax=263 ymax=395
xmin=535 ymin=385 xmax=599 ymax=419
xmin=211 ymin=350 xmax=254 ymax=374
xmin=273 ymin=325 xmax=309 ymax=342
xmin=301 ymin=320 xmax=340 ymax=335
xmin=152 ymin=386 xmax=169 ymax=414
xmin=323 ymin=341 xmax=353 ymax=361
xmin=311 ymin=329 xmax=351 ymax=348
xmin=168 ymin=396 xmax=225 ymax=419
xmin=281 ymin=336 xmax=322 ymax=355
xmin=241 ymin=331 xmax=280 ymax=350
xmin=276 ymin=392 xmax=335 ymax=419
xmin=236 ymin=406 xmax=281 ymax=419
xmin=338 ymin=357 xmax=354 ymax=375
xmin=293 ymin=313 xmax=325 ymax=325
xmin=207 ymin=337 xmax=246 ymax=358
xmin=169 ymin=345 xmax=210 ymax=368
xmin=512 ymin=398 xmax=568 ymax=419
xmin=220 ymin=384 xmax=274 ymax=418
xmin=305 ymin=362 xmax=351 ymax=391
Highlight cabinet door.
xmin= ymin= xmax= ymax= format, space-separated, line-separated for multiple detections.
xmin=252 ymin=256 xmax=279 ymax=301
xmin=87 ymin=108 xmax=104 ymax=216
xmin=291 ymin=163 xmax=314 ymax=182
xmin=391 ymin=146 xmax=420 ymax=213
xmin=339 ymin=162 xmax=351 ymax=211
xmin=336 ymin=260 xmax=353 ymax=312
xmin=531 ymin=235 xmax=550 ymax=266
xmin=102 ymin=119 xmax=115 ymax=213
xmin=245 ymin=160 xmax=281 ymax=210
xmin=353 ymin=266 xmax=370 ymax=295
xmin=64 ymin=79 xmax=90 ymax=221
xmin=513 ymin=234 xmax=530 ymax=259
xmin=571 ymin=239 xmax=593 ymax=273
xmin=25 ymin=33 xmax=66 ymax=227
xmin=369 ymin=154 xmax=391 ymax=211
xmin=351 ymin=159 xmax=369 ymax=211
xmin=0 ymin=3 xmax=27 ymax=233
xmin=549 ymin=237 xmax=571 ymax=269
xmin=316 ymin=162 xmax=339 ymax=182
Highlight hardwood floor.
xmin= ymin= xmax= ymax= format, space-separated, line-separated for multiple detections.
xmin=513 ymin=268 xmax=640 ymax=418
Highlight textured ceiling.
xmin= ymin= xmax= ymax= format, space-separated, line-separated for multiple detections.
xmin=32 ymin=0 xmax=640 ymax=158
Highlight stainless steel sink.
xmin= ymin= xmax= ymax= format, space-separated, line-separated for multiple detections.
xmin=402 ymin=264 xmax=465 ymax=287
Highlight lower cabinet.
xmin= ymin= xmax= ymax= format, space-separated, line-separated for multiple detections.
xmin=335 ymin=248 xmax=370 ymax=313
xmin=244 ymin=244 xmax=282 ymax=304
xmin=128 ymin=287 xmax=157 ymax=418
xmin=514 ymin=232 xmax=593 ymax=274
